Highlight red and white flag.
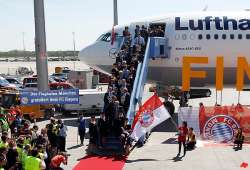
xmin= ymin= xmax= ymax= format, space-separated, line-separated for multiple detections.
xmin=131 ymin=94 xmax=171 ymax=141
xmin=111 ymin=26 xmax=115 ymax=45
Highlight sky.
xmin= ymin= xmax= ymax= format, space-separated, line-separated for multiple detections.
xmin=0 ymin=0 xmax=250 ymax=51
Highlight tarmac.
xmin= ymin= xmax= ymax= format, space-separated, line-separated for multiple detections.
xmin=34 ymin=87 xmax=250 ymax=170
xmin=123 ymin=132 xmax=250 ymax=170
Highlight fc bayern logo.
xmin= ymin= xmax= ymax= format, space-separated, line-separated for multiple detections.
xmin=21 ymin=97 xmax=29 ymax=105
xmin=203 ymin=115 xmax=239 ymax=143
xmin=139 ymin=110 xmax=154 ymax=128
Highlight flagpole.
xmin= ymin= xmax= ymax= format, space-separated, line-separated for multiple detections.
xmin=215 ymin=90 xmax=217 ymax=105
xmin=238 ymin=91 xmax=241 ymax=104
xmin=220 ymin=91 xmax=223 ymax=106
xmin=113 ymin=0 xmax=118 ymax=26
xmin=170 ymin=116 xmax=179 ymax=131
xmin=156 ymin=91 xmax=178 ymax=131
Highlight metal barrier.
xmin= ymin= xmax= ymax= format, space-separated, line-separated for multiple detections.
xmin=127 ymin=62 xmax=142 ymax=124
xmin=135 ymin=38 xmax=151 ymax=104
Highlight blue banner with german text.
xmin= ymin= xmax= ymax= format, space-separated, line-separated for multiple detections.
xmin=20 ymin=89 xmax=79 ymax=105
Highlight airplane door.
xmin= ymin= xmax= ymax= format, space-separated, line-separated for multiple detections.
xmin=149 ymin=23 xmax=171 ymax=58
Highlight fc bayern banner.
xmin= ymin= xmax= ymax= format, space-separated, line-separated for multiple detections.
xmin=178 ymin=105 xmax=250 ymax=143
xmin=131 ymin=94 xmax=171 ymax=141
xmin=20 ymin=89 xmax=79 ymax=105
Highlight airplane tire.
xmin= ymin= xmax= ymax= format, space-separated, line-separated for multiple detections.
xmin=164 ymin=101 xmax=175 ymax=116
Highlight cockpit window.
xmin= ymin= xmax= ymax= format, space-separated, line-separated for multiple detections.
xmin=97 ymin=32 xmax=123 ymax=42
xmin=97 ymin=32 xmax=111 ymax=42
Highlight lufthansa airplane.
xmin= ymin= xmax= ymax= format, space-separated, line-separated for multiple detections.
xmin=79 ymin=11 xmax=250 ymax=87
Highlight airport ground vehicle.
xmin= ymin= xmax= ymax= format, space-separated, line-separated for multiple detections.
xmin=0 ymin=89 xmax=54 ymax=120
xmin=5 ymin=77 xmax=23 ymax=89
xmin=55 ymin=66 xmax=70 ymax=74
xmin=23 ymin=76 xmax=56 ymax=87
xmin=50 ymin=73 xmax=68 ymax=82
xmin=166 ymin=87 xmax=211 ymax=99
xmin=23 ymin=83 xmax=38 ymax=91
xmin=93 ymin=69 xmax=110 ymax=84
xmin=22 ymin=82 xmax=75 ymax=91
xmin=62 ymin=89 xmax=105 ymax=115
xmin=0 ymin=76 xmax=17 ymax=89
xmin=49 ymin=82 xmax=75 ymax=90
xmin=23 ymin=77 xmax=37 ymax=86
xmin=187 ymin=88 xmax=212 ymax=99
xmin=151 ymin=85 xmax=211 ymax=99
xmin=68 ymin=69 xmax=93 ymax=89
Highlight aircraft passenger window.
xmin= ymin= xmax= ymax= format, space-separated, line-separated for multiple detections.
xmin=246 ymin=34 xmax=250 ymax=39
xmin=198 ymin=34 xmax=202 ymax=40
xmin=238 ymin=34 xmax=242 ymax=39
xmin=206 ymin=34 xmax=211 ymax=40
xmin=214 ymin=34 xmax=219 ymax=40
xmin=230 ymin=34 xmax=234 ymax=39
xmin=182 ymin=34 xmax=187 ymax=40
xmin=222 ymin=34 xmax=227 ymax=40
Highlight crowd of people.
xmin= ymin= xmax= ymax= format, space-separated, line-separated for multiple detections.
xmin=0 ymin=22 xmax=246 ymax=169
xmin=0 ymin=107 xmax=68 ymax=170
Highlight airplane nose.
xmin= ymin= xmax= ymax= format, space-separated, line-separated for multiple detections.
xmin=78 ymin=45 xmax=95 ymax=66
xmin=78 ymin=42 xmax=114 ymax=73
xmin=78 ymin=48 xmax=88 ymax=63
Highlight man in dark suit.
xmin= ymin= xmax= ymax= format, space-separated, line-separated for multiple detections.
xmin=104 ymin=96 xmax=118 ymax=127
xmin=103 ymin=86 xmax=113 ymax=111
xmin=97 ymin=113 xmax=108 ymax=147
xmin=134 ymin=25 xmax=140 ymax=38
xmin=140 ymin=25 xmax=148 ymax=42
xmin=120 ymin=88 xmax=131 ymax=114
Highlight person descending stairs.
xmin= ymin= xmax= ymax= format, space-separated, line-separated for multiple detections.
xmin=90 ymin=25 xmax=151 ymax=155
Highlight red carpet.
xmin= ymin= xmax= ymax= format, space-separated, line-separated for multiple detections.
xmin=73 ymin=155 xmax=127 ymax=170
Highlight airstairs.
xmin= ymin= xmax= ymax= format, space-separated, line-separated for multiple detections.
xmin=127 ymin=37 xmax=171 ymax=125
xmin=93 ymin=36 xmax=171 ymax=155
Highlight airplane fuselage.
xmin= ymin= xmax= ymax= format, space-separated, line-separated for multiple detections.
xmin=79 ymin=11 xmax=250 ymax=87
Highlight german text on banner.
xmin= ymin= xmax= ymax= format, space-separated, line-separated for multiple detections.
xmin=20 ymin=89 xmax=79 ymax=105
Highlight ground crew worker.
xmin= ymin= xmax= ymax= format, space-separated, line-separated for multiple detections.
xmin=24 ymin=136 xmax=31 ymax=146
xmin=0 ymin=135 xmax=8 ymax=148
xmin=37 ymin=144 xmax=47 ymax=161
xmin=52 ymin=123 xmax=59 ymax=135
xmin=17 ymin=137 xmax=25 ymax=163
xmin=0 ymin=119 xmax=9 ymax=133
xmin=24 ymin=148 xmax=46 ymax=170
xmin=186 ymin=127 xmax=196 ymax=150
xmin=0 ymin=153 xmax=6 ymax=170
xmin=50 ymin=153 xmax=67 ymax=170
xmin=47 ymin=117 xmax=58 ymax=147
xmin=52 ymin=122 xmax=59 ymax=147
xmin=234 ymin=128 xmax=244 ymax=149
xmin=21 ymin=144 xmax=31 ymax=167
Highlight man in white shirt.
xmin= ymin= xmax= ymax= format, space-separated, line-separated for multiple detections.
xmin=134 ymin=33 xmax=145 ymax=46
